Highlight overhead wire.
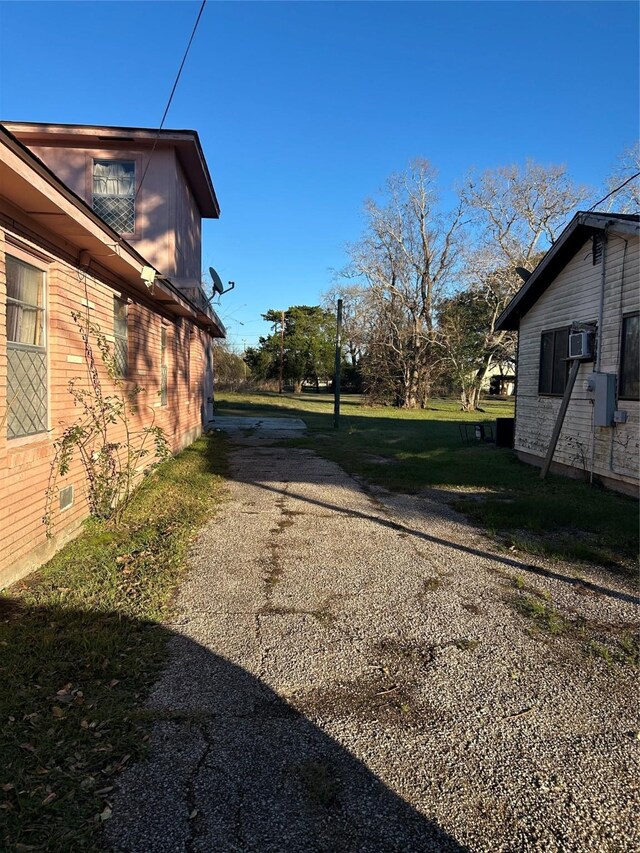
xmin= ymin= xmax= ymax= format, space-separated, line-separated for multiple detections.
xmin=134 ymin=0 xmax=207 ymax=207
xmin=588 ymin=171 xmax=640 ymax=212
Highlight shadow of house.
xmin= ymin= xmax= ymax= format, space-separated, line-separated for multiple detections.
xmin=0 ymin=599 xmax=467 ymax=852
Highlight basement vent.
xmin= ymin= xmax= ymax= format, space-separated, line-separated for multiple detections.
xmin=592 ymin=234 xmax=603 ymax=265
xmin=59 ymin=485 xmax=74 ymax=511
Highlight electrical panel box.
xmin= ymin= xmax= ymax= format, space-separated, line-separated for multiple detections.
xmin=587 ymin=373 xmax=617 ymax=427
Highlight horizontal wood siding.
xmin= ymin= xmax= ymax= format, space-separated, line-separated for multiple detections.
xmin=515 ymin=233 xmax=639 ymax=487
xmin=0 ymin=223 xmax=215 ymax=583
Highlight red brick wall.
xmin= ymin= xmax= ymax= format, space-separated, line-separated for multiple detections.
xmin=0 ymin=225 xmax=213 ymax=584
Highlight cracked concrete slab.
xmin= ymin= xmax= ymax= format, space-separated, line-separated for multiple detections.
xmin=107 ymin=429 xmax=639 ymax=853
xmin=209 ymin=416 xmax=307 ymax=433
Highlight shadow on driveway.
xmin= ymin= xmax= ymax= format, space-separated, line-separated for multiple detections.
xmin=1 ymin=598 xmax=468 ymax=852
xmin=240 ymin=478 xmax=640 ymax=608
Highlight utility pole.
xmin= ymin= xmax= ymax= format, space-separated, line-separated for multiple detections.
xmin=333 ymin=298 xmax=343 ymax=429
xmin=279 ymin=309 xmax=285 ymax=394
xmin=242 ymin=338 xmax=247 ymax=380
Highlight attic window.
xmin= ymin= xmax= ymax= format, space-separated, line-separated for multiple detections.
xmin=592 ymin=234 xmax=603 ymax=265
xmin=93 ymin=160 xmax=135 ymax=234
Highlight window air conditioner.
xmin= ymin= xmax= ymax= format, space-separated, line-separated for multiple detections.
xmin=568 ymin=330 xmax=592 ymax=360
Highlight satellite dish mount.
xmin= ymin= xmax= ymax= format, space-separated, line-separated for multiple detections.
xmin=209 ymin=266 xmax=235 ymax=299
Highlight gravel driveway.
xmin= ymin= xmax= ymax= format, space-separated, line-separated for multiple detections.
xmin=107 ymin=423 xmax=639 ymax=853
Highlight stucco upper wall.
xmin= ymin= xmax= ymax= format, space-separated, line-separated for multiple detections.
xmin=175 ymin=158 xmax=201 ymax=281
xmin=28 ymin=143 xmax=172 ymax=275
xmin=515 ymin=232 xmax=639 ymax=486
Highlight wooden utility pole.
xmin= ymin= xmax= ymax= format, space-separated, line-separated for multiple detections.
xmin=278 ymin=309 xmax=285 ymax=394
xmin=333 ymin=299 xmax=343 ymax=429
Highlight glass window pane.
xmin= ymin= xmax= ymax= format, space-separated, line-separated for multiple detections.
xmin=539 ymin=332 xmax=553 ymax=393
xmin=6 ymin=304 xmax=45 ymax=346
xmin=93 ymin=196 xmax=135 ymax=233
xmin=6 ymin=257 xmax=45 ymax=346
xmin=114 ymin=338 xmax=128 ymax=378
xmin=93 ymin=160 xmax=135 ymax=197
xmin=113 ymin=297 xmax=128 ymax=376
xmin=6 ymin=255 xmax=43 ymax=308
xmin=114 ymin=297 xmax=128 ymax=337
xmin=620 ymin=315 xmax=639 ymax=399
xmin=7 ymin=341 xmax=47 ymax=437
xmin=552 ymin=329 xmax=569 ymax=394
xmin=93 ymin=161 xmax=136 ymax=233
xmin=6 ymin=255 xmax=47 ymax=437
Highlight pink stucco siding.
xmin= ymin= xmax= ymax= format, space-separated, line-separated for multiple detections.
xmin=28 ymin=143 xmax=202 ymax=285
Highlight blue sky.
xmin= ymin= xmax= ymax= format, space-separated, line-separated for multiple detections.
xmin=0 ymin=1 xmax=638 ymax=348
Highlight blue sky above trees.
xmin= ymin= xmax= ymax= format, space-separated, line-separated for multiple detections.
xmin=0 ymin=1 xmax=637 ymax=348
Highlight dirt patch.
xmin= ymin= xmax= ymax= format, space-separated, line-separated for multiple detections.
xmin=421 ymin=576 xmax=441 ymax=593
xmin=259 ymin=599 xmax=338 ymax=626
xmin=293 ymin=675 xmax=418 ymax=724
xmin=363 ymin=454 xmax=400 ymax=466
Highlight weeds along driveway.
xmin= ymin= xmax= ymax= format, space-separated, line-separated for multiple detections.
xmin=107 ymin=424 xmax=639 ymax=853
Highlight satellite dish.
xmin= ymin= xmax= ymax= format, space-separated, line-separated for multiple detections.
xmin=515 ymin=267 xmax=532 ymax=282
xmin=209 ymin=266 xmax=224 ymax=295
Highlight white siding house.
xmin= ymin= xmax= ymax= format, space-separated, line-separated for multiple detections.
xmin=497 ymin=212 xmax=639 ymax=496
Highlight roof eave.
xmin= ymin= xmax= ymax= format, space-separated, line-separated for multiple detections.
xmin=0 ymin=124 xmax=224 ymax=336
xmin=496 ymin=211 xmax=640 ymax=331
xmin=1 ymin=120 xmax=221 ymax=219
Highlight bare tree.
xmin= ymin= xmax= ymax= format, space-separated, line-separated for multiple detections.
xmin=345 ymin=159 xmax=464 ymax=408
xmin=322 ymin=282 xmax=371 ymax=368
xmin=463 ymin=161 xmax=589 ymax=265
xmin=597 ymin=142 xmax=640 ymax=213
xmin=452 ymin=161 xmax=589 ymax=409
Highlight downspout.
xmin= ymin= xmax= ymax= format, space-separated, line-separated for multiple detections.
xmin=595 ymin=225 xmax=609 ymax=373
xmin=609 ymin=237 xmax=629 ymax=475
xmin=590 ymin=225 xmax=608 ymax=483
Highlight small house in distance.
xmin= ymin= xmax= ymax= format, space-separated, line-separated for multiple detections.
xmin=497 ymin=211 xmax=639 ymax=496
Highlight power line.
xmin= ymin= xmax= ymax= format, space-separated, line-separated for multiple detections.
xmin=588 ymin=170 xmax=640 ymax=212
xmin=135 ymin=0 xmax=207 ymax=205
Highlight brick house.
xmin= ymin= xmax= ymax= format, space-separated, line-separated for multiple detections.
xmin=0 ymin=122 xmax=225 ymax=587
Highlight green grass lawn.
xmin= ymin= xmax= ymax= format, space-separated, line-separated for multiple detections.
xmin=0 ymin=435 xmax=229 ymax=852
xmin=216 ymin=391 xmax=638 ymax=575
